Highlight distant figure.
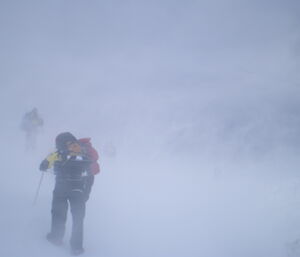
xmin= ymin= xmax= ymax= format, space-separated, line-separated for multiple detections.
xmin=21 ymin=108 xmax=43 ymax=150
xmin=39 ymin=132 xmax=100 ymax=256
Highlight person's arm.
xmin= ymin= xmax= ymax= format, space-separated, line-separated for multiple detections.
xmin=83 ymin=174 xmax=94 ymax=201
xmin=39 ymin=152 xmax=60 ymax=171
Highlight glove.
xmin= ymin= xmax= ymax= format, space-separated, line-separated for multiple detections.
xmin=39 ymin=159 xmax=49 ymax=171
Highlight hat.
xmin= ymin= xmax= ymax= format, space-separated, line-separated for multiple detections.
xmin=55 ymin=132 xmax=77 ymax=151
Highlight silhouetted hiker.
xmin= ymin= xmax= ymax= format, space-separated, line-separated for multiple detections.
xmin=39 ymin=132 xmax=100 ymax=256
xmin=21 ymin=107 xmax=43 ymax=150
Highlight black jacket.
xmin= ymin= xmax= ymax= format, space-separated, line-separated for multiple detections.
xmin=40 ymin=152 xmax=94 ymax=200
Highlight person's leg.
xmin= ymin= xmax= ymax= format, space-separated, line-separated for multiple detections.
xmin=25 ymin=130 xmax=37 ymax=150
xmin=25 ymin=131 xmax=31 ymax=151
xmin=69 ymin=190 xmax=86 ymax=253
xmin=48 ymin=192 xmax=68 ymax=244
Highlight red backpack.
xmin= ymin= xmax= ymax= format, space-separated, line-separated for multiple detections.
xmin=78 ymin=138 xmax=100 ymax=175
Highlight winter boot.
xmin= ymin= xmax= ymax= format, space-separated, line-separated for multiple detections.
xmin=70 ymin=247 xmax=85 ymax=256
xmin=46 ymin=233 xmax=63 ymax=246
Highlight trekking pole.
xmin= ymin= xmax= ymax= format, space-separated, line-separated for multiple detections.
xmin=33 ymin=172 xmax=45 ymax=206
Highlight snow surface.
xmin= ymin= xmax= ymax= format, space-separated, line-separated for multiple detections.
xmin=1 ymin=110 xmax=300 ymax=257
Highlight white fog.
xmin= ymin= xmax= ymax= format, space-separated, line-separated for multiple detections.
xmin=0 ymin=0 xmax=300 ymax=256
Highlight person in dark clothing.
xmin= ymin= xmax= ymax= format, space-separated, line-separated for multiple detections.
xmin=40 ymin=132 xmax=98 ymax=256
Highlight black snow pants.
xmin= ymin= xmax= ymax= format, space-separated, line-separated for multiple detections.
xmin=50 ymin=179 xmax=86 ymax=250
